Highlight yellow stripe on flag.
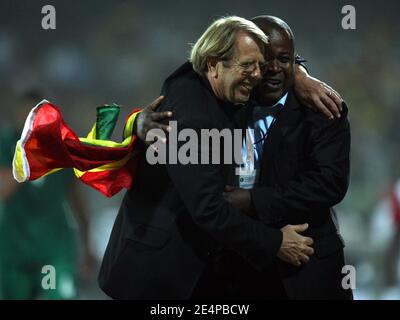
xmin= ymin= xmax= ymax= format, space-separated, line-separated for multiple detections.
xmin=73 ymin=153 xmax=132 ymax=178
xmin=78 ymin=110 xmax=141 ymax=148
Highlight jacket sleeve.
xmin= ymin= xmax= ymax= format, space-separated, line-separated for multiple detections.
xmin=250 ymin=104 xmax=351 ymax=224
xmin=161 ymin=80 xmax=283 ymax=271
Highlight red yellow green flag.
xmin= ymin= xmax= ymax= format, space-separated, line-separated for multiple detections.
xmin=13 ymin=100 xmax=142 ymax=197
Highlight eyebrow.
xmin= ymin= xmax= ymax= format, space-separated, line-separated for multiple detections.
xmin=242 ymin=57 xmax=266 ymax=62
xmin=277 ymin=51 xmax=293 ymax=56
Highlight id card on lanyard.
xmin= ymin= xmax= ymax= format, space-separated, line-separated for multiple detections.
xmin=239 ymin=170 xmax=257 ymax=189
xmin=238 ymin=129 xmax=258 ymax=189
xmin=237 ymin=93 xmax=286 ymax=189
xmin=238 ymin=116 xmax=278 ymax=189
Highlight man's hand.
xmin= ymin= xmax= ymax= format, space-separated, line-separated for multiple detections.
xmin=134 ymin=96 xmax=173 ymax=145
xmin=294 ymin=65 xmax=343 ymax=119
xmin=223 ymin=185 xmax=253 ymax=215
xmin=278 ymin=223 xmax=314 ymax=267
xmin=223 ymin=187 xmax=315 ymax=266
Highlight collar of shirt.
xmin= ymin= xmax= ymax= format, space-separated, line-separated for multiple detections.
xmin=251 ymin=92 xmax=289 ymax=124
xmin=239 ymin=93 xmax=289 ymax=188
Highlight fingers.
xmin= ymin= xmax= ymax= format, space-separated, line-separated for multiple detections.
xmin=321 ymin=83 xmax=343 ymax=112
xmin=290 ymin=259 xmax=302 ymax=267
xmin=302 ymin=244 xmax=314 ymax=255
xmin=311 ymin=96 xmax=335 ymax=120
xmin=329 ymin=91 xmax=343 ymax=111
xmin=149 ymin=96 xmax=165 ymax=111
xmin=303 ymin=236 xmax=314 ymax=246
xmin=322 ymin=84 xmax=343 ymax=109
xmin=152 ymin=122 xmax=171 ymax=135
xmin=320 ymin=93 xmax=341 ymax=118
xmin=224 ymin=185 xmax=235 ymax=192
xmin=287 ymin=255 xmax=309 ymax=267
xmin=151 ymin=111 xmax=173 ymax=122
xmin=292 ymin=223 xmax=309 ymax=233
xmin=291 ymin=247 xmax=313 ymax=266
xmin=298 ymin=253 xmax=310 ymax=264
xmin=332 ymin=92 xmax=343 ymax=111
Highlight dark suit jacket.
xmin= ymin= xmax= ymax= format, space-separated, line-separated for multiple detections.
xmin=249 ymin=90 xmax=352 ymax=299
xmin=98 ymin=62 xmax=283 ymax=299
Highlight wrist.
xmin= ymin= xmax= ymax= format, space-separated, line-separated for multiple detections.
xmin=132 ymin=109 xmax=143 ymax=136
xmin=295 ymin=64 xmax=308 ymax=80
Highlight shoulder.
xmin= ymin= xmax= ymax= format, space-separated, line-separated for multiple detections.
xmin=162 ymin=62 xmax=208 ymax=100
xmin=160 ymin=62 xmax=219 ymax=129
xmin=304 ymin=101 xmax=350 ymax=131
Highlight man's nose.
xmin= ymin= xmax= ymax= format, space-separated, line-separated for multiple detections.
xmin=266 ymin=59 xmax=280 ymax=73
xmin=250 ymin=63 xmax=263 ymax=81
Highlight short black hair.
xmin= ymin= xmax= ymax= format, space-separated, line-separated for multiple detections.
xmin=250 ymin=15 xmax=295 ymax=46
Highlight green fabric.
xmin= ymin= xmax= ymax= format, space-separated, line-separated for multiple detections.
xmin=0 ymin=127 xmax=78 ymax=299
xmin=0 ymin=126 xmax=17 ymax=166
xmin=0 ymin=253 xmax=77 ymax=300
xmin=95 ymin=104 xmax=120 ymax=140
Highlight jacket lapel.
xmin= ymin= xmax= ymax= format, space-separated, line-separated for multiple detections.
xmin=260 ymin=91 xmax=303 ymax=177
xmin=233 ymin=103 xmax=252 ymax=130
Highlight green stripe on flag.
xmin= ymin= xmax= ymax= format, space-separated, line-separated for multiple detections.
xmin=96 ymin=104 xmax=120 ymax=140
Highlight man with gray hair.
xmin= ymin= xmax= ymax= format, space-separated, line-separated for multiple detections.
xmin=190 ymin=15 xmax=268 ymax=104
xmin=99 ymin=16 xmax=314 ymax=299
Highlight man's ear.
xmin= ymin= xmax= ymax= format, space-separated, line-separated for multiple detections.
xmin=207 ymin=57 xmax=219 ymax=78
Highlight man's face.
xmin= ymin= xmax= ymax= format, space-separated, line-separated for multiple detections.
xmin=255 ymin=28 xmax=294 ymax=105
xmin=213 ymin=32 xmax=265 ymax=104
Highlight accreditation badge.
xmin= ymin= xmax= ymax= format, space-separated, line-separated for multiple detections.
xmin=238 ymin=168 xmax=257 ymax=189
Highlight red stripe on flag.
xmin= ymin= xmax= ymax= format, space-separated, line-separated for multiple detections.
xmin=78 ymin=158 xmax=138 ymax=197
xmin=24 ymin=102 xmax=141 ymax=181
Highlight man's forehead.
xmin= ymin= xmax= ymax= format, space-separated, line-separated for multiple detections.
xmin=234 ymin=32 xmax=265 ymax=57
xmin=268 ymin=28 xmax=291 ymax=42
xmin=252 ymin=23 xmax=294 ymax=51
xmin=263 ymin=29 xmax=294 ymax=54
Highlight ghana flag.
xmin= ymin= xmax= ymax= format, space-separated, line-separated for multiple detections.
xmin=12 ymin=100 xmax=142 ymax=197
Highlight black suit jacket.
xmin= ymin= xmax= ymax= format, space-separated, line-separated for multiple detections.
xmin=249 ymin=90 xmax=352 ymax=299
xmin=98 ymin=62 xmax=283 ymax=299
